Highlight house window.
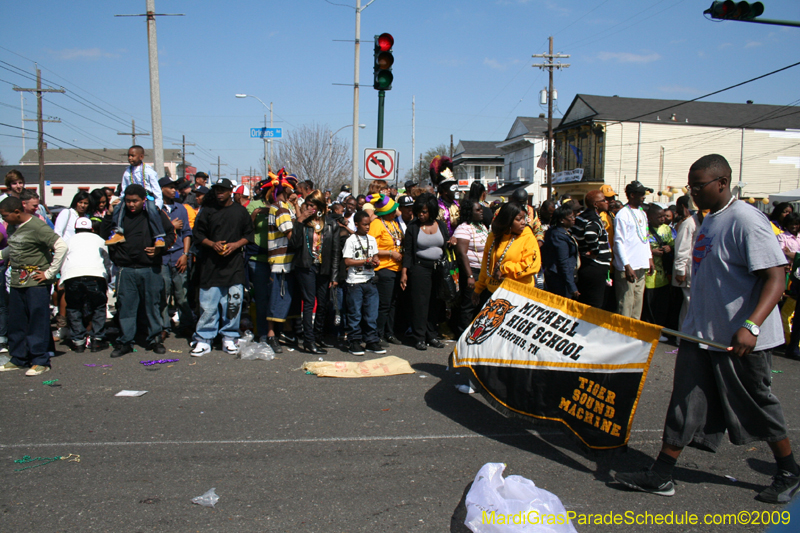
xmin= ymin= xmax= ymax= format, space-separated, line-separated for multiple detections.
xmin=78 ymin=187 xmax=90 ymax=192
xmin=51 ymin=188 xmax=63 ymax=196
xmin=474 ymin=166 xmax=481 ymax=180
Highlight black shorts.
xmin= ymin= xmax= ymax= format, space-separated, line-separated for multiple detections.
xmin=662 ymin=341 xmax=788 ymax=452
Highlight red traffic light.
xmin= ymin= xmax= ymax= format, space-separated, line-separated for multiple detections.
xmin=704 ymin=1 xmax=764 ymax=20
xmin=377 ymin=33 xmax=394 ymax=52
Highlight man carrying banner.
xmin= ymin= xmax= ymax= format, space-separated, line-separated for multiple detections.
xmin=615 ymin=154 xmax=800 ymax=504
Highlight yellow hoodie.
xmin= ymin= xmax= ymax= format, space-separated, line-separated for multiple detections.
xmin=475 ymin=226 xmax=541 ymax=294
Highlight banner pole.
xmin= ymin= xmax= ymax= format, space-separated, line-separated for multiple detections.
xmin=661 ymin=328 xmax=730 ymax=351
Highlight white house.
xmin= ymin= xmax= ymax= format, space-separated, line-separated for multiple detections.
xmin=553 ymin=94 xmax=800 ymax=201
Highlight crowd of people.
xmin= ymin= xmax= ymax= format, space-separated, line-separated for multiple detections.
xmin=0 ymin=148 xmax=798 ymax=503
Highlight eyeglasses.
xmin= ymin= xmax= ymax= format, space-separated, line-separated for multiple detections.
xmin=689 ymin=176 xmax=722 ymax=193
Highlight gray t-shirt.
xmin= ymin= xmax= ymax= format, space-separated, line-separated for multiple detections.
xmin=416 ymin=225 xmax=444 ymax=261
xmin=682 ymin=200 xmax=786 ymax=351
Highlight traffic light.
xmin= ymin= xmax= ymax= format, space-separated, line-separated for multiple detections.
xmin=373 ymin=33 xmax=394 ymax=91
xmin=704 ymin=1 xmax=764 ymax=20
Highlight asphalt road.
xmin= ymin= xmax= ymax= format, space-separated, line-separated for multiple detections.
xmin=1 ymin=335 xmax=799 ymax=532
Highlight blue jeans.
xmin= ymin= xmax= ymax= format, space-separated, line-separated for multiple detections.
xmin=161 ymin=264 xmax=193 ymax=332
xmin=112 ymin=197 xmax=166 ymax=239
xmin=116 ymin=266 xmax=164 ymax=346
xmin=345 ymin=281 xmax=379 ymax=343
xmin=9 ymin=285 xmax=54 ymax=367
xmin=247 ymin=260 xmax=272 ymax=338
xmin=194 ymin=285 xmax=243 ymax=343
xmin=0 ymin=264 xmax=8 ymax=344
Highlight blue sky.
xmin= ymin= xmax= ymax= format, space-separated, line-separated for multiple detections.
xmin=1 ymin=0 xmax=799 ymax=180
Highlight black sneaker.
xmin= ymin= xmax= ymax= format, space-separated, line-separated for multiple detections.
xmin=427 ymin=338 xmax=445 ymax=349
xmin=90 ymin=339 xmax=109 ymax=353
xmin=614 ymin=469 xmax=675 ymax=497
xmin=379 ymin=338 xmax=390 ymax=348
xmin=110 ymin=344 xmax=133 ymax=359
xmin=414 ymin=341 xmax=427 ymax=351
xmin=149 ymin=342 xmax=166 ymax=355
xmin=72 ymin=340 xmax=86 ymax=353
xmin=317 ymin=339 xmax=334 ymax=349
xmin=384 ymin=335 xmax=403 ymax=345
xmin=267 ymin=336 xmax=283 ymax=354
xmin=279 ymin=332 xmax=297 ymax=346
xmin=756 ymin=471 xmax=800 ymax=504
xmin=348 ymin=341 xmax=365 ymax=356
xmin=366 ymin=342 xmax=387 ymax=354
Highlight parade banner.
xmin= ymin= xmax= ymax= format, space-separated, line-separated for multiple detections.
xmin=453 ymin=279 xmax=662 ymax=451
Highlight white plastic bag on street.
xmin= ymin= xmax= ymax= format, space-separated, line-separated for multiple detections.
xmin=239 ymin=342 xmax=275 ymax=361
xmin=464 ymin=463 xmax=576 ymax=533
xmin=191 ymin=487 xmax=219 ymax=508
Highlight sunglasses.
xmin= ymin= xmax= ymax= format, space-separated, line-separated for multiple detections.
xmin=689 ymin=176 xmax=722 ymax=193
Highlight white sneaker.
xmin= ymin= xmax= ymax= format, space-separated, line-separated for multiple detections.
xmin=190 ymin=342 xmax=211 ymax=357
xmin=222 ymin=339 xmax=239 ymax=355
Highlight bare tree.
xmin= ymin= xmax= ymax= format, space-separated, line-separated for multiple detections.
xmin=403 ymin=143 xmax=450 ymax=185
xmin=0 ymin=150 xmax=6 ymax=167
xmin=259 ymin=123 xmax=354 ymax=193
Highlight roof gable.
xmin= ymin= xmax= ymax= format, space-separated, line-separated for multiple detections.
xmin=558 ymin=94 xmax=800 ymax=130
xmin=19 ymin=148 xmax=184 ymax=165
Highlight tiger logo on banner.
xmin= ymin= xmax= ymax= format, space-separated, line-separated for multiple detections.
xmin=453 ymin=279 xmax=662 ymax=451
xmin=466 ymin=299 xmax=516 ymax=345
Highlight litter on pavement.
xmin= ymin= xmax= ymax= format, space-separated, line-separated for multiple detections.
xmin=191 ymin=487 xmax=219 ymax=508
xmin=302 ymin=355 xmax=414 ymax=378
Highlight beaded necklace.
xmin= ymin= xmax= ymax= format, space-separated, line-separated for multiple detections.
xmin=485 ymin=233 xmax=517 ymax=278
xmin=380 ymin=218 xmax=403 ymax=250
xmin=626 ymin=204 xmax=648 ymax=243
xmin=470 ymin=222 xmax=488 ymax=253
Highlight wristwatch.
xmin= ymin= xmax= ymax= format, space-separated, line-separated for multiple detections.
xmin=742 ymin=320 xmax=760 ymax=336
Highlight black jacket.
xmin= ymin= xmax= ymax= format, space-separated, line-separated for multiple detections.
xmin=102 ymin=209 xmax=176 ymax=268
xmin=402 ymin=218 xmax=448 ymax=270
xmin=288 ymin=218 xmax=341 ymax=279
xmin=542 ymin=226 xmax=579 ymax=294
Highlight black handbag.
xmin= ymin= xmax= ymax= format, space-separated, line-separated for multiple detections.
xmin=435 ymin=246 xmax=460 ymax=305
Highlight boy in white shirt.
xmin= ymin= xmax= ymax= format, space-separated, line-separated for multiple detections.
xmin=61 ymin=218 xmax=111 ymax=353
xmin=106 ymin=145 xmax=166 ymax=248
xmin=342 ymin=211 xmax=385 ymax=356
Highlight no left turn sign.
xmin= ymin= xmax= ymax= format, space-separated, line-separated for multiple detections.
xmin=364 ymin=148 xmax=396 ymax=180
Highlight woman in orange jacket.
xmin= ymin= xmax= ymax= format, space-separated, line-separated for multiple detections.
xmin=472 ymin=202 xmax=541 ymax=309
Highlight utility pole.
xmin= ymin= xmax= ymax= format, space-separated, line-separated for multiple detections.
xmin=215 ymin=156 xmax=227 ymax=183
xmin=533 ymin=36 xmax=570 ymax=201
xmin=449 ymin=134 xmax=454 ymax=158
xmin=171 ymin=134 xmax=195 ymax=179
xmin=20 ymin=93 xmax=25 ymax=157
xmin=411 ymin=96 xmax=415 ymax=184
xmin=116 ymin=2 xmax=184 ymax=180
xmin=117 ymin=119 xmax=150 ymax=146
xmin=14 ymin=67 xmax=65 ymax=203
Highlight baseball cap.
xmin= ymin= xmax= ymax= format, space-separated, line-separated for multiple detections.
xmin=75 ymin=217 xmax=93 ymax=231
xmin=404 ymin=180 xmax=417 ymax=191
xmin=341 ymin=184 xmax=351 ymax=192
xmin=600 ymin=184 xmax=617 ymax=197
xmin=625 ymin=180 xmax=654 ymax=194
xmin=158 ymin=177 xmax=178 ymax=188
xmin=196 ymin=186 xmax=209 ymax=194
xmin=195 ymin=171 xmax=209 ymax=179
xmin=398 ymin=195 xmax=413 ymax=207
xmin=234 ymin=184 xmax=250 ymax=196
xmin=175 ymin=179 xmax=192 ymax=190
xmin=212 ymin=178 xmax=234 ymax=190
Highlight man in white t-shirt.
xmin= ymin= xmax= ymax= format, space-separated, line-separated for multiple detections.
xmin=612 ymin=181 xmax=654 ymax=319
